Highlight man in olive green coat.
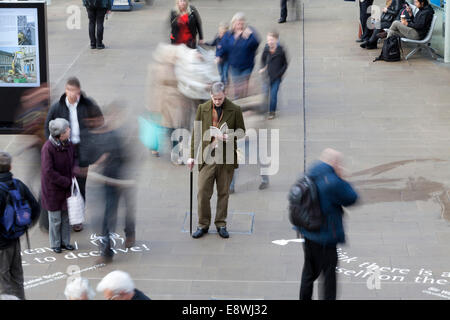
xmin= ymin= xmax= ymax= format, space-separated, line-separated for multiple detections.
xmin=187 ymin=82 xmax=246 ymax=239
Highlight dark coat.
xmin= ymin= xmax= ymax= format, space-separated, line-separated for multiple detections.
xmin=408 ymin=4 xmax=434 ymax=39
xmin=83 ymin=0 xmax=112 ymax=9
xmin=170 ymin=5 xmax=203 ymax=48
xmin=40 ymin=139 xmax=76 ymax=212
xmin=131 ymin=289 xmax=151 ymax=300
xmin=45 ymin=92 xmax=102 ymax=167
xmin=381 ymin=0 xmax=404 ymax=23
xmin=300 ymin=161 xmax=358 ymax=246
xmin=260 ymin=44 xmax=288 ymax=83
xmin=190 ymin=98 xmax=246 ymax=171
xmin=216 ymin=28 xmax=260 ymax=71
xmin=0 ymin=172 xmax=40 ymax=249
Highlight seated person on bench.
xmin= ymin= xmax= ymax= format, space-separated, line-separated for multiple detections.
xmin=361 ymin=0 xmax=405 ymax=49
xmin=387 ymin=0 xmax=434 ymax=41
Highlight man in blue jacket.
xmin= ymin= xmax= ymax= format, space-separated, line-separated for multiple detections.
xmin=299 ymin=148 xmax=358 ymax=300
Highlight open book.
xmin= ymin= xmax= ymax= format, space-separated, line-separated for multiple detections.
xmin=210 ymin=122 xmax=228 ymax=149
xmin=209 ymin=122 xmax=228 ymax=138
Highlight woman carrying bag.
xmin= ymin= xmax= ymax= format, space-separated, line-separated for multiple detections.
xmin=41 ymin=118 xmax=77 ymax=253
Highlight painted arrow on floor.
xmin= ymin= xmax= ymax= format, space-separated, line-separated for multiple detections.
xmin=271 ymin=239 xmax=304 ymax=246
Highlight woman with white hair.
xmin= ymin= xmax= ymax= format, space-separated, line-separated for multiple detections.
xmin=96 ymin=270 xmax=150 ymax=300
xmin=216 ymin=12 xmax=260 ymax=98
xmin=169 ymin=0 xmax=204 ymax=49
xmin=64 ymin=277 xmax=95 ymax=300
xmin=41 ymin=118 xmax=76 ymax=254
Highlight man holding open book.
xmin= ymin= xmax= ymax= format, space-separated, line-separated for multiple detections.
xmin=187 ymin=82 xmax=246 ymax=239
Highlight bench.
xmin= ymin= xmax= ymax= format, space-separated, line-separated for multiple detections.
xmin=401 ymin=14 xmax=438 ymax=60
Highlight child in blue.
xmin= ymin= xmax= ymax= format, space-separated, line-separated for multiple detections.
xmin=206 ymin=22 xmax=229 ymax=85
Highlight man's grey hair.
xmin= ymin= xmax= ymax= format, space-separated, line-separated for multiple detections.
xmin=0 ymin=151 xmax=12 ymax=170
xmin=96 ymin=270 xmax=135 ymax=294
xmin=64 ymin=277 xmax=95 ymax=300
xmin=210 ymin=82 xmax=225 ymax=95
xmin=49 ymin=118 xmax=70 ymax=138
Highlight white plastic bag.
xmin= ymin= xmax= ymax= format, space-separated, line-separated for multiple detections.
xmin=67 ymin=178 xmax=85 ymax=225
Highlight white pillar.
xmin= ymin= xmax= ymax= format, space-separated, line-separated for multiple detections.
xmin=445 ymin=0 xmax=450 ymax=62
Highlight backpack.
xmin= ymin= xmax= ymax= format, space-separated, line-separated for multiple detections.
xmin=0 ymin=180 xmax=32 ymax=239
xmin=288 ymin=175 xmax=323 ymax=231
xmin=374 ymin=35 xmax=402 ymax=62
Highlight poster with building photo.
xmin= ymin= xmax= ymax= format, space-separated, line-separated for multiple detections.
xmin=0 ymin=8 xmax=40 ymax=87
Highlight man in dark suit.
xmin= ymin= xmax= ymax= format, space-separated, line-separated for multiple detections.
xmin=82 ymin=0 xmax=112 ymax=49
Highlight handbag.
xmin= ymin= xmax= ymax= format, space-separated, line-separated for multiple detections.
xmin=67 ymin=178 xmax=85 ymax=225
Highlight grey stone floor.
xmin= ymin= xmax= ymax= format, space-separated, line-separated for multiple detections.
xmin=1 ymin=0 xmax=450 ymax=300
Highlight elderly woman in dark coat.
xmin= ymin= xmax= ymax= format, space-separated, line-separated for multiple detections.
xmin=41 ymin=118 xmax=76 ymax=253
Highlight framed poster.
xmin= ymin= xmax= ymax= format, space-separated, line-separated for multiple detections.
xmin=0 ymin=7 xmax=41 ymax=87
xmin=0 ymin=1 xmax=48 ymax=133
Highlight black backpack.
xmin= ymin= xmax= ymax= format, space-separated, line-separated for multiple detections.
xmin=288 ymin=175 xmax=323 ymax=231
xmin=374 ymin=35 xmax=402 ymax=62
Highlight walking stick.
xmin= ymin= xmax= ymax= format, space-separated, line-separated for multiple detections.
xmin=189 ymin=169 xmax=193 ymax=236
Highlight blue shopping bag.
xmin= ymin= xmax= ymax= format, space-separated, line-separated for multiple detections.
xmin=138 ymin=115 xmax=165 ymax=151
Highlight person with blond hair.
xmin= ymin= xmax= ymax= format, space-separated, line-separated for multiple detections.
xmin=298 ymin=148 xmax=358 ymax=300
xmin=169 ymin=0 xmax=204 ymax=49
xmin=216 ymin=12 xmax=260 ymax=99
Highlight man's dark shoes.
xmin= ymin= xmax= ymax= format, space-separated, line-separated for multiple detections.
xmin=259 ymin=181 xmax=269 ymax=190
xmin=217 ymin=227 xmax=229 ymax=239
xmin=90 ymin=44 xmax=96 ymax=49
xmin=366 ymin=43 xmax=378 ymax=49
xmin=360 ymin=41 xmax=368 ymax=48
xmin=355 ymin=38 xmax=364 ymax=43
xmin=62 ymin=244 xmax=75 ymax=251
xmin=192 ymin=227 xmax=208 ymax=239
xmin=97 ymin=43 xmax=105 ymax=49
xmin=53 ymin=247 xmax=62 ymax=254
xmin=278 ymin=18 xmax=286 ymax=23
xmin=72 ymin=224 xmax=83 ymax=232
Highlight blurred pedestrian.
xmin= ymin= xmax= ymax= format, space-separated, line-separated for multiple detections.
xmin=64 ymin=277 xmax=95 ymax=300
xmin=41 ymin=119 xmax=77 ymax=254
xmin=82 ymin=104 xmax=136 ymax=264
xmin=97 ymin=270 xmax=151 ymax=300
xmin=279 ymin=0 xmax=300 ymax=23
xmin=205 ymin=22 xmax=230 ymax=85
xmin=45 ymin=77 xmax=103 ymax=232
xmin=14 ymin=85 xmax=50 ymax=232
xmin=357 ymin=0 xmax=374 ymax=43
xmin=279 ymin=0 xmax=288 ymax=23
xmin=83 ymin=0 xmax=112 ymax=49
xmin=259 ymin=31 xmax=288 ymax=120
xmin=187 ymin=82 xmax=246 ymax=239
xmin=216 ymin=12 xmax=260 ymax=99
xmin=0 ymin=151 xmax=40 ymax=300
xmin=298 ymin=148 xmax=358 ymax=300
xmin=170 ymin=0 xmax=204 ymax=49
